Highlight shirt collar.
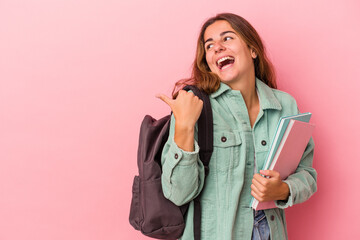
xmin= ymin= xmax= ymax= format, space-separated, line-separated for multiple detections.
xmin=210 ymin=78 xmax=282 ymax=111
xmin=210 ymin=81 xmax=231 ymax=98
xmin=256 ymin=78 xmax=282 ymax=110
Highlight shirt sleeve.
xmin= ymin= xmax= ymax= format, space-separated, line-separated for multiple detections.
xmin=161 ymin=114 xmax=205 ymax=206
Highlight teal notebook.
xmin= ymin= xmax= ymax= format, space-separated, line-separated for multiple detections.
xmin=262 ymin=112 xmax=312 ymax=171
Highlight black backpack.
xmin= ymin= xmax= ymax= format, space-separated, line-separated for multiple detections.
xmin=129 ymin=85 xmax=213 ymax=240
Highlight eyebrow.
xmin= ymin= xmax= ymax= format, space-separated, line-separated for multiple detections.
xmin=204 ymin=31 xmax=236 ymax=45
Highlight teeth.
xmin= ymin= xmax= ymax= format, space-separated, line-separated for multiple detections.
xmin=217 ymin=56 xmax=234 ymax=65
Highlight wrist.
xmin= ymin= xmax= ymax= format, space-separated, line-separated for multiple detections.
xmin=175 ymin=121 xmax=195 ymax=133
xmin=280 ymin=182 xmax=290 ymax=201
xmin=174 ymin=121 xmax=195 ymax=152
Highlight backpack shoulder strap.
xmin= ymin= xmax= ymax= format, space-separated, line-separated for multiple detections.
xmin=182 ymin=85 xmax=213 ymax=173
xmin=182 ymin=85 xmax=213 ymax=240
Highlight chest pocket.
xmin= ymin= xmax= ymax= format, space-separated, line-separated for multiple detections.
xmin=213 ymin=130 xmax=242 ymax=173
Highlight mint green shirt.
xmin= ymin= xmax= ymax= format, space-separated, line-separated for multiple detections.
xmin=161 ymin=78 xmax=317 ymax=240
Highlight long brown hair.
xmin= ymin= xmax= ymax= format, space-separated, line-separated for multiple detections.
xmin=172 ymin=13 xmax=277 ymax=98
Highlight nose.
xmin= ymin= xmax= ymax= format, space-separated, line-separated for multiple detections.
xmin=213 ymin=41 xmax=225 ymax=53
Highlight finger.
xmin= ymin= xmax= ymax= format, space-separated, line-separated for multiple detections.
xmin=156 ymin=94 xmax=173 ymax=107
xmin=251 ymin=183 xmax=268 ymax=202
xmin=260 ymin=170 xmax=280 ymax=178
xmin=176 ymin=90 xmax=188 ymax=98
xmin=253 ymin=173 xmax=267 ymax=185
xmin=251 ymin=183 xmax=261 ymax=194
xmin=254 ymin=174 xmax=273 ymax=189
xmin=252 ymin=177 xmax=266 ymax=192
xmin=251 ymin=190 xmax=264 ymax=202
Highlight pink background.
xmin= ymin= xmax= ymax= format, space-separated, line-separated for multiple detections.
xmin=1 ymin=0 xmax=359 ymax=239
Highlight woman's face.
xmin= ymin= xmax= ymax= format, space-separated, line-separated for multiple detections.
xmin=204 ymin=20 xmax=256 ymax=85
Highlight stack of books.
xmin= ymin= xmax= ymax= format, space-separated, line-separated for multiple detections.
xmin=250 ymin=112 xmax=315 ymax=210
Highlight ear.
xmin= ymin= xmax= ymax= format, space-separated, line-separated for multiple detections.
xmin=251 ymin=48 xmax=257 ymax=59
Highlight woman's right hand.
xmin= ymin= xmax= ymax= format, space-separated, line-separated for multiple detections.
xmin=156 ymin=90 xmax=203 ymax=151
xmin=157 ymin=90 xmax=203 ymax=128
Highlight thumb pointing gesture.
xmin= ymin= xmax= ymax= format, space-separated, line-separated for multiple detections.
xmin=156 ymin=90 xmax=203 ymax=128
xmin=156 ymin=94 xmax=174 ymax=108
xmin=156 ymin=90 xmax=203 ymax=152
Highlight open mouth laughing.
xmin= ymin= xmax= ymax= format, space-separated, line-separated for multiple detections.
xmin=216 ymin=56 xmax=235 ymax=70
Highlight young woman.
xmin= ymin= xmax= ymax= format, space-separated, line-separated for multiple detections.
xmin=157 ymin=13 xmax=317 ymax=240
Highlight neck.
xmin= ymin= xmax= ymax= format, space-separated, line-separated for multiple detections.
xmin=228 ymin=75 xmax=258 ymax=111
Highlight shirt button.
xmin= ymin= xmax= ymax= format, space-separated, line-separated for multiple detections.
xmin=270 ymin=215 xmax=275 ymax=221
xmin=261 ymin=140 xmax=267 ymax=146
xmin=221 ymin=136 xmax=227 ymax=142
xmin=174 ymin=153 xmax=179 ymax=159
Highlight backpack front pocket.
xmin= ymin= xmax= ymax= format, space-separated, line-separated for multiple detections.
xmin=140 ymin=177 xmax=185 ymax=238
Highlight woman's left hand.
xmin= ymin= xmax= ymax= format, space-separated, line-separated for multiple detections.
xmin=251 ymin=170 xmax=290 ymax=202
